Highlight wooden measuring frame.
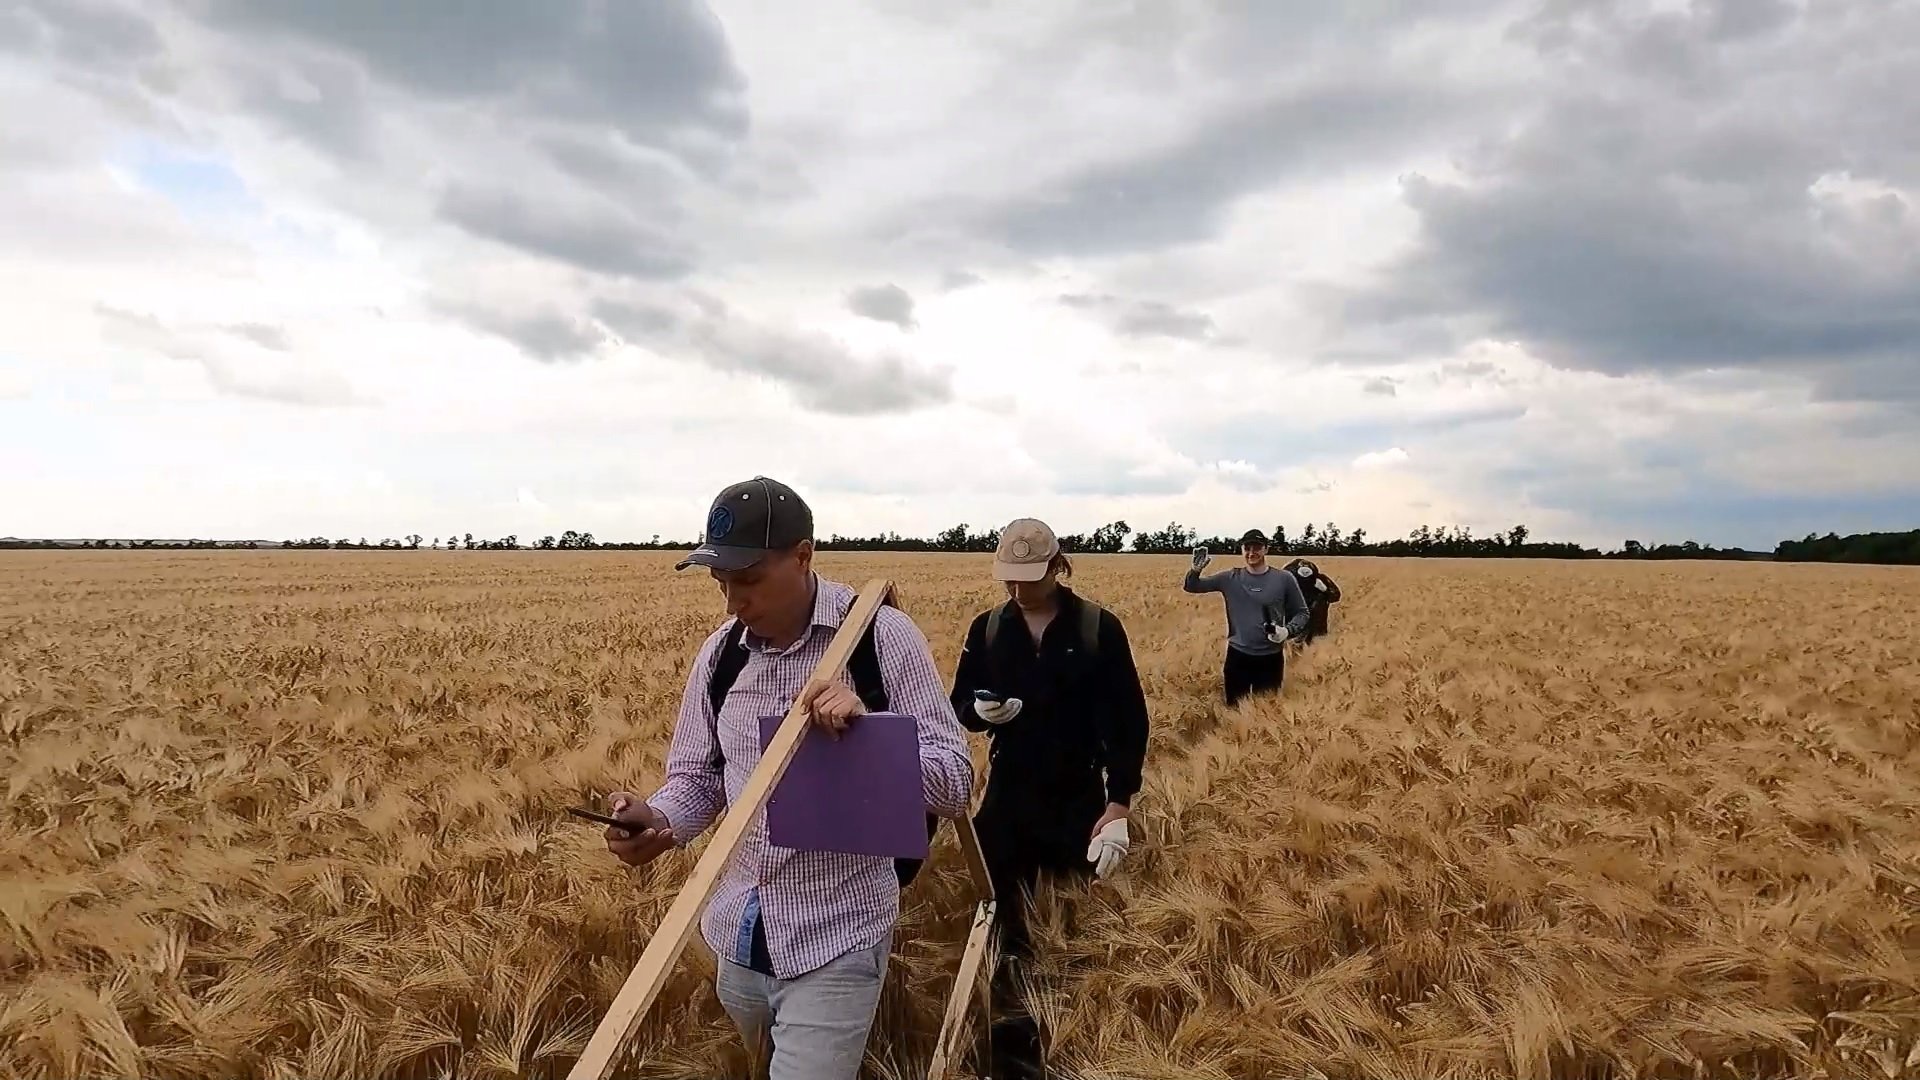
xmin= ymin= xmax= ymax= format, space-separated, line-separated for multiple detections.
xmin=924 ymin=813 xmax=997 ymax=1079
xmin=566 ymin=577 xmax=1000 ymax=1080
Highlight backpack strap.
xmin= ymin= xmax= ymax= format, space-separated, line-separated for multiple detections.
xmin=841 ymin=608 xmax=939 ymax=888
xmin=706 ymin=613 xmax=888 ymax=746
xmin=704 ymin=602 xmax=936 ymax=889
xmin=705 ymin=619 xmax=753 ymax=771
xmin=1077 ymin=598 xmax=1103 ymax=661
xmin=846 ymin=619 xmax=888 ymax=714
xmin=984 ymin=597 xmax=1102 ymax=659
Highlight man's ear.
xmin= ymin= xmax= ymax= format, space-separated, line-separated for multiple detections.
xmin=793 ymin=539 xmax=815 ymax=569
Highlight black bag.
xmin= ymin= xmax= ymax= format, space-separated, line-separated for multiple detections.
xmin=705 ymin=613 xmax=940 ymax=887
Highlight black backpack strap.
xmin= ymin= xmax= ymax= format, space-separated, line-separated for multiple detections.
xmin=1077 ymin=599 xmax=1102 ymax=660
xmin=708 ymin=611 xmax=886 ymax=741
xmin=847 ymin=608 xmax=940 ymax=888
xmin=705 ymin=603 xmax=938 ymax=889
xmin=705 ymin=619 xmax=752 ymax=773
xmin=846 ymin=618 xmax=889 ymax=713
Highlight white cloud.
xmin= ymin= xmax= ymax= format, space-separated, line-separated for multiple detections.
xmin=1352 ymin=447 xmax=1411 ymax=470
xmin=0 ymin=0 xmax=1915 ymax=551
xmin=0 ymin=368 xmax=32 ymax=401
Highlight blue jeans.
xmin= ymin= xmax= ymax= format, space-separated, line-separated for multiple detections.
xmin=714 ymin=932 xmax=892 ymax=1080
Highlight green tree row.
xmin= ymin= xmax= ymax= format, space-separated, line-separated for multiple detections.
xmin=12 ymin=526 xmax=1917 ymax=565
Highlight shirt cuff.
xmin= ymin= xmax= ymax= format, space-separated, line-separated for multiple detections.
xmin=645 ymin=795 xmax=698 ymax=846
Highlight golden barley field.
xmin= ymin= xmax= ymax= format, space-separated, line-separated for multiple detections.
xmin=3 ymin=551 xmax=1918 ymax=1080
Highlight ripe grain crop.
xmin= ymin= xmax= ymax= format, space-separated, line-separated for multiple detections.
xmin=2 ymin=552 xmax=1917 ymax=1080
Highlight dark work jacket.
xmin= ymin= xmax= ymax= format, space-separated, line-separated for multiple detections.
xmin=1282 ymin=558 xmax=1341 ymax=636
xmin=948 ymin=586 xmax=1149 ymax=816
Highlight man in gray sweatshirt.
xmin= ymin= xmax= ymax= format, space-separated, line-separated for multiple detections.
xmin=1182 ymin=529 xmax=1310 ymax=705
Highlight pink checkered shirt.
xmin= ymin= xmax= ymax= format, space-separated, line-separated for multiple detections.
xmin=645 ymin=574 xmax=975 ymax=979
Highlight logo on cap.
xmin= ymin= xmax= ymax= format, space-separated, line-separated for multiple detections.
xmin=708 ymin=504 xmax=735 ymax=541
xmin=1012 ymin=539 xmax=1032 ymax=559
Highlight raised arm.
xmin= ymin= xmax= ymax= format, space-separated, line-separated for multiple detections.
xmin=874 ymin=607 xmax=975 ymax=819
xmin=1183 ymin=549 xmax=1228 ymax=593
xmin=1318 ymin=572 xmax=1341 ymax=603
xmin=1183 ymin=568 xmax=1230 ymax=593
xmin=1096 ymin=612 xmax=1149 ymax=808
xmin=645 ymin=626 xmax=730 ymax=845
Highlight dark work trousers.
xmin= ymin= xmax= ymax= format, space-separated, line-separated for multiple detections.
xmin=1303 ymin=600 xmax=1332 ymax=643
xmin=1223 ymin=644 xmax=1285 ymax=705
xmin=973 ymin=767 xmax=1104 ymax=1080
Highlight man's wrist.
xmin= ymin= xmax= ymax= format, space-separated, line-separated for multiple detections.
xmin=644 ymin=796 xmax=689 ymax=845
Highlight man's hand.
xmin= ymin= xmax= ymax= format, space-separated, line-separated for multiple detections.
xmin=1087 ymin=805 xmax=1131 ymax=879
xmin=603 ymin=791 xmax=675 ymax=867
xmin=797 ymin=679 xmax=866 ymax=739
xmin=1313 ymin=577 xmax=1329 ymax=594
xmin=1191 ymin=546 xmax=1210 ymax=571
xmin=1267 ymin=624 xmax=1290 ymax=645
xmin=973 ymin=696 xmax=1023 ymax=725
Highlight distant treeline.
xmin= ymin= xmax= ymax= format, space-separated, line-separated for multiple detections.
xmin=9 ymin=524 xmax=1917 ymax=564
xmin=1772 ymin=529 xmax=1920 ymax=565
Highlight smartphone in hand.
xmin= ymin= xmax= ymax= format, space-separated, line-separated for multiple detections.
xmin=566 ymin=806 xmax=637 ymax=833
xmin=973 ymin=689 xmax=1006 ymax=705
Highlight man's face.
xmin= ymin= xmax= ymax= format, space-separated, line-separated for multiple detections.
xmin=712 ymin=541 xmax=814 ymax=633
xmin=1242 ymin=542 xmax=1267 ymax=568
xmin=1004 ymin=571 xmax=1057 ymax=611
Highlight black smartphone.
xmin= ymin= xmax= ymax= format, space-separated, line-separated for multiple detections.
xmin=973 ymin=689 xmax=1006 ymax=704
xmin=566 ymin=806 xmax=641 ymax=832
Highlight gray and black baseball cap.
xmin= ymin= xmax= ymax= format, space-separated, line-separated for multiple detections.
xmin=675 ymin=476 xmax=815 ymax=572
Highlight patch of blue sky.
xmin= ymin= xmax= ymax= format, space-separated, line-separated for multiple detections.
xmin=112 ymin=135 xmax=260 ymax=219
xmin=109 ymin=135 xmax=348 ymax=260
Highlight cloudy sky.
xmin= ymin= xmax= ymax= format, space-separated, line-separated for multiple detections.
xmin=4 ymin=0 xmax=1916 ymax=550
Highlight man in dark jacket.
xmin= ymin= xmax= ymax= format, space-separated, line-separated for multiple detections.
xmin=1281 ymin=557 xmax=1341 ymax=644
xmin=948 ymin=517 xmax=1150 ymax=1080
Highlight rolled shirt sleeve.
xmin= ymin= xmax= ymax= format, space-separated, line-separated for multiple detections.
xmin=645 ymin=626 xmax=730 ymax=845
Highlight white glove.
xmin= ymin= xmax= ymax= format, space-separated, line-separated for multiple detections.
xmin=1267 ymin=624 xmax=1290 ymax=644
xmin=973 ymin=696 xmax=1022 ymax=724
xmin=1313 ymin=578 xmax=1329 ymax=594
xmin=1191 ymin=546 xmax=1210 ymax=571
xmin=1087 ymin=818 xmax=1129 ymax=878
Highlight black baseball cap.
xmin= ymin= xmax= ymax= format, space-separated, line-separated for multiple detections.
xmin=676 ymin=476 xmax=815 ymax=571
xmin=1240 ymin=528 xmax=1269 ymax=546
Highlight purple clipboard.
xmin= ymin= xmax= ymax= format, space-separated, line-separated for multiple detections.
xmin=755 ymin=712 xmax=929 ymax=859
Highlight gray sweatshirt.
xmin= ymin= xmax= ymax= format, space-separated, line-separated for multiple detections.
xmin=1183 ymin=563 xmax=1310 ymax=656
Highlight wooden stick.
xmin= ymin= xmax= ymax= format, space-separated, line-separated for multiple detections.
xmin=925 ymin=899 xmax=996 ymax=1079
xmin=923 ymin=817 xmax=998 ymax=1078
xmin=566 ymin=577 xmax=894 ymax=1080
xmin=953 ymin=812 xmax=995 ymax=903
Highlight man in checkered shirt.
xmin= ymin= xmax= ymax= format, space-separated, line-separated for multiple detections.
xmin=602 ymin=476 xmax=974 ymax=1078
